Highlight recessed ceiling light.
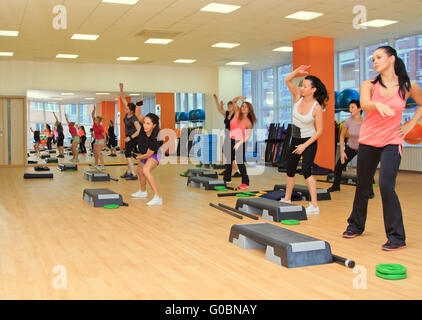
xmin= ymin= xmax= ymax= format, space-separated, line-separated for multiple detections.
xmin=129 ymin=94 xmax=141 ymax=96
xmin=145 ymin=38 xmax=173 ymax=44
xmin=285 ymin=11 xmax=323 ymax=21
xmin=359 ymin=19 xmax=398 ymax=27
xmin=71 ymin=34 xmax=99 ymax=40
xmin=0 ymin=30 xmax=19 ymax=37
xmin=272 ymin=46 xmax=293 ymax=52
xmin=200 ymin=3 xmax=240 ymax=14
xmin=56 ymin=54 xmax=79 ymax=59
xmin=85 ymin=97 xmax=96 ymax=100
xmin=96 ymin=92 xmax=110 ymax=95
xmin=60 ymin=93 xmax=75 ymax=96
xmin=0 ymin=52 xmax=14 ymax=56
xmin=174 ymin=59 xmax=197 ymax=64
xmin=117 ymin=56 xmax=139 ymax=61
xmin=102 ymin=0 xmax=139 ymax=4
xmin=226 ymin=61 xmax=248 ymax=66
xmin=212 ymin=42 xmax=240 ymax=49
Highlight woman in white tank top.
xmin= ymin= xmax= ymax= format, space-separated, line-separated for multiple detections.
xmin=282 ymin=65 xmax=328 ymax=215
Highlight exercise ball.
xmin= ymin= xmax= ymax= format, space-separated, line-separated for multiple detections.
xmin=178 ymin=112 xmax=189 ymax=122
xmin=406 ymin=97 xmax=416 ymax=109
xmin=195 ymin=109 xmax=205 ymax=121
xmin=338 ymin=89 xmax=360 ymax=111
xmin=335 ymin=91 xmax=341 ymax=113
xmin=404 ymin=121 xmax=422 ymax=145
xmin=189 ymin=110 xmax=197 ymax=121
xmin=175 ymin=112 xmax=180 ymax=123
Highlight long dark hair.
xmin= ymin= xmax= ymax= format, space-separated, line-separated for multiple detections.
xmin=371 ymin=45 xmax=411 ymax=100
xmin=304 ymin=75 xmax=329 ymax=109
xmin=238 ymin=101 xmax=257 ymax=127
xmin=127 ymin=102 xmax=136 ymax=114
xmin=145 ymin=113 xmax=160 ymax=138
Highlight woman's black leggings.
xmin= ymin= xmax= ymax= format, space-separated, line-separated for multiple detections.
xmin=223 ymin=139 xmax=249 ymax=185
xmin=345 ymin=144 xmax=405 ymax=245
xmin=285 ymin=137 xmax=317 ymax=179
xmin=80 ymin=135 xmax=87 ymax=153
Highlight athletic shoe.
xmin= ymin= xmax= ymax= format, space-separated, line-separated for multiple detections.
xmin=369 ymin=192 xmax=375 ymax=199
xmin=238 ymin=184 xmax=249 ymax=189
xmin=342 ymin=230 xmax=361 ymax=238
xmin=218 ymin=170 xmax=227 ymax=176
xmin=224 ymin=180 xmax=232 ymax=184
xmin=97 ymin=165 xmax=105 ymax=171
xmin=327 ymin=186 xmax=340 ymax=192
xmin=89 ymin=165 xmax=96 ymax=169
xmin=131 ymin=190 xmax=148 ymax=198
xmin=306 ymin=204 xmax=320 ymax=215
xmin=381 ymin=241 xmax=406 ymax=251
xmin=280 ymin=199 xmax=291 ymax=204
xmin=57 ymin=155 xmax=64 ymax=158
xmin=120 ymin=171 xmax=130 ymax=178
xmin=232 ymin=171 xmax=242 ymax=178
xmin=125 ymin=174 xmax=138 ymax=180
xmin=147 ymin=195 xmax=163 ymax=206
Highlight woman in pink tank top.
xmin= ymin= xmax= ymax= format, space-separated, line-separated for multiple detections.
xmin=343 ymin=46 xmax=422 ymax=251
xmin=223 ymin=96 xmax=257 ymax=189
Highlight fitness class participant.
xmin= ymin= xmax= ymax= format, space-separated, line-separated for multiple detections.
xmin=328 ymin=100 xmax=374 ymax=198
xmin=107 ymin=120 xmax=117 ymax=157
xmin=91 ymin=106 xmax=106 ymax=170
xmin=30 ymin=127 xmax=41 ymax=155
xmin=64 ymin=113 xmax=80 ymax=162
xmin=52 ymin=112 xmax=65 ymax=158
xmin=131 ymin=113 xmax=163 ymax=206
xmin=119 ymin=82 xmax=142 ymax=180
xmin=281 ymin=65 xmax=328 ymax=215
xmin=78 ymin=125 xmax=87 ymax=154
xmin=223 ymin=96 xmax=256 ymax=189
xmin=213 ymin=94 xmax=240 ymax=177
xmin=342 ymin=45 xmax=422 ymax=251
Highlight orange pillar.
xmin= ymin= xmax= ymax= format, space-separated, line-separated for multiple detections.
xmin=292 ymin=36 xmax=335 ymax=170
xmin=99 ymin=101 xmax=116 ymax=131
xmin=155 ymin=93 xmax=175 ymax=155
xmin=117 ymin=96 xmax=131 ymax=149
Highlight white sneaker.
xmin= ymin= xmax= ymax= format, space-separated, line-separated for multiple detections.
xmin=98 ymin=165 xmax=105 ymax=171
xmin=280 ymin=198 xmax=291 ymax=204
xmin=306 ymin=204 xmax=320 ymax=215
xmin=147 ymin=195 xmax=163 ymax=206
xmin=131 ymin=190 xmax=148 ymax=198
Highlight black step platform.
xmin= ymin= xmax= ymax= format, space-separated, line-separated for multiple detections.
xmin=274 ymin=184 xmax=331 ymax=201
xmin=187 ymin=176 xmax=226 ymax=190
xmin=235 ymin=197 xmax=307 ymax=222
xmin=229 ymin=223 xmax=332 ymax=268
xmin=84 ymin=170 xmax=111 ymax=182
xmin=83 ymin=188 xmax=123 ymax=207
xmin=185 ymin=169 xmax=218 ymax=179
xmin=58 ymin=163 xmax=78 ymax=171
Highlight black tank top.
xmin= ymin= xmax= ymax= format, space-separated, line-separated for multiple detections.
xmin=224 ymin=111 xmax=235 ymax=130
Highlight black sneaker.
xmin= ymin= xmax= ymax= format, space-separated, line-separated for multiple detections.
xmin=369 ymin=192 xmax=375 ymax=199
xmin=232 ymin=171 xmax=242 ymax=178
xmin=381 ymin=241 xmax=406 ymax=251
xmin=218 ymin=170 xmax=227 ymax=176
xmin=125 ymin=174 xmax=138 ymax=180
xmin=342 ymin=230 xmax=361 ymax=238
xmin=327 ymin=186 xmax=340 ymax=192
xmin=120 ymin=171 xmax=131 ymax=178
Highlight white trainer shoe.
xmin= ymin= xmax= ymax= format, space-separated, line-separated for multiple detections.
xmin=147 ymin=195 xmax=163 ymax=206
xmin=280 ymin=198 xmax=292 ymax=204
xmin=131 ymin=190 xmax=148 ymax=198
xmin=306 ymin=204 xmax=320 ymax=215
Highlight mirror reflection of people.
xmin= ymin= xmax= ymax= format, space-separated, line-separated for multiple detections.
xmin=30 ymin=127 xmax=41 ymax=155
xmin=52 ymin=112 xmax=65 ymax=158
xmin=107 ymin=120 xmax=117 ymax=157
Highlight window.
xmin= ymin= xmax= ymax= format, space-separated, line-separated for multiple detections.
xmin=278 ymin=64 xmax=293 ymax=107
xmin=396 ymin=34 xmax=422 ymax=87
xmin=64 ymin=104 xmax=78 ymax=123
xmin=242 ymin=70 xmax=252 ymax=103
xmin=365 ymin=41 xmax=388 ymax=80
xmin=278 ymin=108 xmax=292 ymax=128
xmin=262 ymin=109 xmax=274 ymax=130
xmin=196 ymin=93 xmax=204 ymax=110
xmin=262 ymin=68 xmax=274 ymax=108
xmin=188 ymin=93 xmax=194 ymax=112
xmin=339 ymin=49 xmax=360 ymax=91
xmin=32 ymin=101 xmax=43 ymax=111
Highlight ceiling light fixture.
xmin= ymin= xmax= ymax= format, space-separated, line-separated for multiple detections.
xmin=285 ymin=11 xmax=323 ymax=21
xmin=200 ymin=3 xmax=240 ymax=14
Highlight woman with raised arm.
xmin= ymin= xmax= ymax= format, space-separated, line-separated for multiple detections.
xmin=342 ymin=45 xmax=422 ymax=251
xmin=281 ymin=65 xmax=327 ymax=215
xmin=119 ymin=83 xmax=142 ymax=180
xmin=223 ymin=96 xmax=256 ymax=189
xmin=52 ymin=112 xmax=65 ymax=158
xmin=213 ymin=94 xmax=240 ymax=177
xmin=91 ymin=106 xmax=106 ymax=170
xmin=63 ymin=113 xmax=79 ymax=162
xmin=107 ymin=120 xmax=117 ymax=157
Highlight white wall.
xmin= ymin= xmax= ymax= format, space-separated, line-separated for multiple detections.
xmin=0 ymin=60 xmax=218 ymax=96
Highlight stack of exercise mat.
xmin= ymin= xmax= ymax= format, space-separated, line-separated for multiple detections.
xmin=193 ymin=134 xmax=218 ymax=164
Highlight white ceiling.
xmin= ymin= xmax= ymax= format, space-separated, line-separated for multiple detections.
xmin=1 ymin=0 xmax=422 ymax=69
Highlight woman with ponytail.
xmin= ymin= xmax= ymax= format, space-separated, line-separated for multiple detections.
xmin=342 ymin=46 xmax=422 ymax=251
xmin=281 ymin=65 xmax=328 ymax=215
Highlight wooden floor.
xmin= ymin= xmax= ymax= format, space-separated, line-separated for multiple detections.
xmin=1 ymin=155 xmax=421 ymax=300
